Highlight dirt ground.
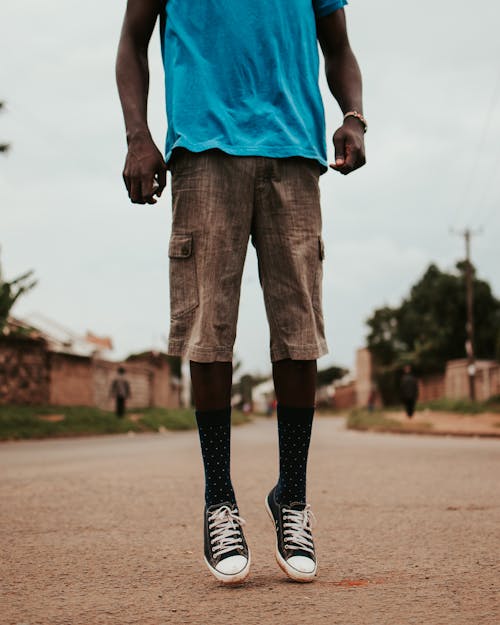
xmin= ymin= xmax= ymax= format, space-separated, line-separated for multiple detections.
xmin=389 ymin=409 xmax=500 ymax=436
xmin=1 ymin=417 xmax=499 ymax=625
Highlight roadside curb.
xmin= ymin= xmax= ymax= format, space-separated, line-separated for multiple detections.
xmin=348 ymin=426 xmax=500 ymax=439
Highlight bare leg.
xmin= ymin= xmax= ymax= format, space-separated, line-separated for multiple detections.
xmin=272 ymin=358 xmax=317 ymax=407
xmin=190 ymin=361 xmax=235 ymax=507
xmin=272 ymin=358 xmax=317 ymax=505
xmin=190 ymin=361 xmax=233 ymax=411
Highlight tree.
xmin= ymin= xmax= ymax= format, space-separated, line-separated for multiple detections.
xmin=366 ymin=262 xmax=500 ymax=402
xmin=0 ymin=250 xmax=37 ymax=333
xmin=317 ymin=365 xmax=348 ymax=387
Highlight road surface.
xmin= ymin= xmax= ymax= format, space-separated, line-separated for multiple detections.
xmin=1 ymin=417 xmax=499 ymax=625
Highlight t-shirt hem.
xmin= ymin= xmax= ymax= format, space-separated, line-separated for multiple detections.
xmin=165 ymin=140 xmax=328 ymax=174
xmin=315 ymin=0 xmax=348 ymax=18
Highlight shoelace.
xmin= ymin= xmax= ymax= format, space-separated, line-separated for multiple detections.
xmin=282 ymin=504 xmax=317 ymax=554
xmin=208 ymin=505 xmax=246 ymax=558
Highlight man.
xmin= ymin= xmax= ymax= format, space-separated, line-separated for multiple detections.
xmin=110 ymin=366 xmax=131 ymax=418
xmin=116 ymin=0 xmax=365 ymax=584
xmin=400 ymin=365 xmax=419 ymax=418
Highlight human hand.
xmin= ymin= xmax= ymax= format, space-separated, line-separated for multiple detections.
xmin=330 ymin=117 xmax=366 ymax=175
xmin=123 ymin=133 xmax=167 ymax=204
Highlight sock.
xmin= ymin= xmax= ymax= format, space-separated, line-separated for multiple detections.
xmin=275 ymin=404 xmax=314 ymax=505
xmin=195 ymin=407 xmax=236 ymax=508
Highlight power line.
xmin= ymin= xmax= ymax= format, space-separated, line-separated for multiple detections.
xmin=451 ymin=69 xmax=500 ymax=228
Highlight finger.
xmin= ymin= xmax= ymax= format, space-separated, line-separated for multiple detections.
xmin=341 ymin=145 xmax=356 ymax=173
xmin=123 ymin=171 xmax=131 ymax=195
xmin=333 ymin=131 xmax=346 ymax=167
xmin=156 ymin=165 xmax=167 ymax=197
xmin=141 ymin=175 xmax=156 ymax=203
xmin=344 ymin=145 xmax=366 ymax=174
xmin=130 ymin=178 xmax=145 ymax=204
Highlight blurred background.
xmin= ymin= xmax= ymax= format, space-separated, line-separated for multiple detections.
xmin=1 ymin=0 xmax=499 ymax=426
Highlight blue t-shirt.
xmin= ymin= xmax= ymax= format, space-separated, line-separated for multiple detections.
xmin=161 ymin=0 xmax=347 ymax=172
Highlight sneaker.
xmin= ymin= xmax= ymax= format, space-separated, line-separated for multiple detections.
xmin=265 ymin=486 xmax=317 ymax=582
xmin=203 ymin=502 xmax=251 ymax=584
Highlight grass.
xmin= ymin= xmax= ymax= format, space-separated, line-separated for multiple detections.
xmin=347 ymin=408 xmax=433 ymax=433
xmin=0 ymin=405 xmax=249 ymax=441
xmin=416 ymin=397 xmax=500 ymax=415
xmin=137 ymin=407 xmax=248 ymax=431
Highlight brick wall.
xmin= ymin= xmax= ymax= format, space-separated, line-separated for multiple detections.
xmin=49 ymin=352 xmax=93 ymax=406
xmin=333 ymin=382 xmax=357 ymax=410
xmin=0 ymin=338 xmax=179 ymax=409
xmin=0 ymin=336 xmax=50 ymax=404
xmin=418 ymin=374 xmax=445 ymax=403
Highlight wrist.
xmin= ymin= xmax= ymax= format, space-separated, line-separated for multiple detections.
xmin=126 ymin=127 xmax=152 ymax=146
xmin=343 ymin=110 xmax=367 ymax=134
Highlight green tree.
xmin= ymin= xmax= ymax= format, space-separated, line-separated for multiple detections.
xmin=317 ymin=365 xmax=348 ymax=386
xmin=366 ymin=263 xmax=500 ymax=402
xmin=0 ymin=251 xmax=37 ymax=333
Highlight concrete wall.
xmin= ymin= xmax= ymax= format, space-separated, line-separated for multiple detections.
xmin=355 ymin=347 xmax=375 ymax=407
xmin=0 ymin=337 xmax=50 ymax=404
xmin=93 ymin=360 xmax=154 ymax=411
xmin=354 ymin=348 xmax=500 ymax=406
xmin=445 ymin=359 xmax=500 ymax=401
xmin=126 ymin=353 xmax=180 ymax=409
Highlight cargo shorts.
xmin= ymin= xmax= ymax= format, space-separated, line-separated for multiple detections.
xmin=167 ymin=148 xmax=328 ymax=363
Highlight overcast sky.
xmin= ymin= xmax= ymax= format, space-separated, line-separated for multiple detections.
xmin=1 ymin=0 xmax=499 ymax=376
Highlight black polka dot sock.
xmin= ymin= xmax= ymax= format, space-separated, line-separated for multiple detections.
xmin=195 ymin=407 xmax=236 ymax=508
xmin=275 ymin=404 xmax=315 ymax=505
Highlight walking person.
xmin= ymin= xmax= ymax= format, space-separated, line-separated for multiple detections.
xmin=116 ymin=0 xmax=366 ymax=584
xmin=110 ymin=367 xmax=131 ymax=418
xmin=400 ymin=365 xmax=419 ymax=418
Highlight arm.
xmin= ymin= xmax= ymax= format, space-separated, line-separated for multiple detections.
xmin=316 ymin=9 xmax=366 ymax=175
xmin=116 ymin=0 xmax=167 ymax=204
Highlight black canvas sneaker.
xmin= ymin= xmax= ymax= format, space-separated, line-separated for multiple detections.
xmin=203 ymin=502 xmax=251 ymax=584
xmin=265 ymin=486 xmax=317 ymax=582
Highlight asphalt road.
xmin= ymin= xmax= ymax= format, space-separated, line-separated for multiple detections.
xmin=1 ymin=417 xmax=499 ymax=625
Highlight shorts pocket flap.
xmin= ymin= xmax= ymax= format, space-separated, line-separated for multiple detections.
xmin=169 ymin=234 xmax=193 ymax=258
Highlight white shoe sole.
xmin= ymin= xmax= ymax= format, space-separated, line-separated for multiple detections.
xmin=203 ymin=553 xmax=251 ymax=585
xmin=265 ymin=495 xmax=317 ymax=583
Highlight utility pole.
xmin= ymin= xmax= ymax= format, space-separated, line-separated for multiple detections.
xmin=451 ymin=228 xmax=482 ymax=401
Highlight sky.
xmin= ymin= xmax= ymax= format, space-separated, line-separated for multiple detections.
xmin=1 ymin=0 xmax=499 ymax=377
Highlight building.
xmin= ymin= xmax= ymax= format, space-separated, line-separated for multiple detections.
xmin=0 ymin=316 xmax=180 ymax=409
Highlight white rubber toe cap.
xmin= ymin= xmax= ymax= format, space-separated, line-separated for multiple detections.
xmin=215 ymin=555 xmax=248 ymax=575
xmin=287 ymin=555 xmax=316 ymax=574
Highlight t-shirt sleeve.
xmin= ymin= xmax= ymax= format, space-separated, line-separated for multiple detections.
xmin=313 ymin=0 xmax=348 ymax=18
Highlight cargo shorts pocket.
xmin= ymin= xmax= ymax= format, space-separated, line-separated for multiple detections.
xmin=168 ymin=233 xmax=199 ymax=318
xmin=312 ymin=235 xmax=325 ymax=313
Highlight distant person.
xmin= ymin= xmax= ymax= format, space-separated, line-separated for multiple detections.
xmin=110 ymin=367 xmax=131 ymax=418
xmin=400 ymin=366 xmax=418 ymax=418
